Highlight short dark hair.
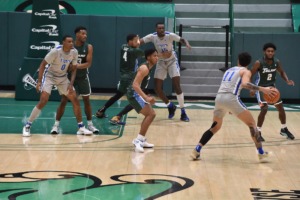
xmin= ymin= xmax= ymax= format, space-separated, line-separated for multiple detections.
xmin=144 ymin=49 xmax=157 ymax=59
xmin=238 ymin=52 xmax=252 ymax=67
xmin=74 ymin=26 xmax=87 ymax=34
xmin=126 ymin=34 xmax=138 ymax=42
xmin=62 ymin=35 xmax=72 ymax=41
xmin=263 ymin=43 xmax=276 ymax=51
xmin=156 ymin=22 xmax=164 ymax=27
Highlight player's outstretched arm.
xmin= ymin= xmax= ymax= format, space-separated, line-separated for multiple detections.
xmin=276 ymin=61 xmax=295 ymax=86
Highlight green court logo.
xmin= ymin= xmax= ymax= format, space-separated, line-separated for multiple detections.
xmin=0 ymin=171 xmax=194 ymax=199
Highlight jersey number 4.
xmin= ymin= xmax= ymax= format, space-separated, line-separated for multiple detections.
xmin=123 ymin=51 xmax=128 ymax=62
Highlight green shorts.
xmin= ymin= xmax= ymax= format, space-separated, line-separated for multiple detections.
xmin=117 ymin=78 xmax=132 ymax=94
xmin=126 ymin=89 xmax=146 ymax=113
xmin=73 ymin=75 xmax=91 ymax=96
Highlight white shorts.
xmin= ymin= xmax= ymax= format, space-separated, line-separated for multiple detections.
xmin=213 ymin=93 xmax=247 ymax=118
xmin=41 ymin=73 xmax=71 ymax=96
xmin=154 ymin=56 xmax=180 ymax=80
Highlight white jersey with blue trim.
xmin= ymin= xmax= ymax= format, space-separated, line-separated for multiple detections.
xmin=142 ymin=32 xmax=180 ymax=61
xmin=218 ymin=66 xmax=243 ymax=95
xmin=44 ymin=45 xmax=78 ymax=77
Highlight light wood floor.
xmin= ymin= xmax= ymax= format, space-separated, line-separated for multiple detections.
xmin=0 ymin=97 xmax=300 ymax=199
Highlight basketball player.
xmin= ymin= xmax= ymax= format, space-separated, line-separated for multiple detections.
xmin=250 ymin=43 xmax=295 ymax=141
xmin=190 ymin=52 xmax=276 ymax=161
xmin=140 ymin=22 xmax=191 ymax=122
xmin=129 ymin=49 xmax=158 ymax=153
xmin=95 ymin=34 xmax=144 ymax=125
xmin=22 ymin=35 xmax=92 ymax=137
xmin=51 ymin=26 xmax=99 ymax=134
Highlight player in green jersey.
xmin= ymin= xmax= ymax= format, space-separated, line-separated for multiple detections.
xmin=251 ymin=43 xmax=295 ymax=141
xmin=50 ymin=26 xmax=98 ymax=135
xmin=129 ymin=49 xmax=158 ymax=153
xmin=95 ymin=34 xmax=144 ymax=125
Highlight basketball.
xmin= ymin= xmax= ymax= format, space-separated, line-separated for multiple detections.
xmin=263 ymin=87 xmax=280 ymax=104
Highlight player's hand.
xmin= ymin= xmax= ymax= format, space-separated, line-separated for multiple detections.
xmin=287 ymin=80 xmax=295 ymax=86
xmin=249 ymin=90 xmax=255 ymax=97
xmin=262 ymin=87 xmax=276 ymax=98
xmin=146 ymin=96 xmax=155 ymax=105
xmin=67 ymin=84 xmax=75 ymax=95
xmin=36 ymin=82 xmax=41 ymax=93
xmin=186 ymin=44 xmax=192 ymax=50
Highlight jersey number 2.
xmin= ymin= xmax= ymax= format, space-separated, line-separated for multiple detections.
xmin=267 ymin=74 xmax=272 ymax=81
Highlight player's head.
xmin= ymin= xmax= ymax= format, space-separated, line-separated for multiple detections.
xmin=238 ymin=52 xmax=252 ymax=67
xmin=263 ymin=43 xmax=276 ymax=60
xmin=62 ymin=35 xmax=73 ymax=51
xmin=74 ymin=26 xmax=87 ymax=43
xmin=145 ymin=48 xmax=158 ymax=65
xmin=156 ymin=22 xmax=165 ymax=37
xmin=127 ymin=34 xmax=140 ymax=48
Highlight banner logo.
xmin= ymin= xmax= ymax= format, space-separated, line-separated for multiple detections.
xmin=22 ymin=72 xmax=57 ymax=91
xmin=30 ymin=41 xmax=60 ymax=51
xmin=32 ymin=25 xmax=59 ymax=36
xmin=34 ymin=9 xmax=57 ymax=19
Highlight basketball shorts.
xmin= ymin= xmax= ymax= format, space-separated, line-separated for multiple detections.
xmin=126 ymin=90 xmax=148 ymax=113
xmin=154 ymin=57 xmax=180 ymax=80
xmin=41 ymin=74 xmax=71 ymax=96
xmin=73 ymin=75 xmax=91 ymax=96
xmin=213 ymin=93 xmax=247 ymax=118
xmin=117 ymin=78 xmax=132 ymax=94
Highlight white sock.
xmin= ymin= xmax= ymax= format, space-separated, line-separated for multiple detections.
xmin=166 ymin=101 xmax=171 ymax=106
xmin=257 ymin=127 xmax=261 ymax=131
xmin=176 ymin=93 xmax=184 ymax=108
xmin=137 ymin=134 xmax=145 ymax=141
xmin=54 ymin=120 xmax=60 ymax=126
xmin=281 ymin=124 xmax=287 ymax=129
xmin=87 ymin=120 xmax=93 ymax=126
xmin=28 ymin=106 xmax=41 ymax=123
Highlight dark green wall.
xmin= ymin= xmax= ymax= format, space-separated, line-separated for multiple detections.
xmin=0 ymin=12 xmax=162 ymax=91
xmin=233 ymin=33 xmax=300 ymax=99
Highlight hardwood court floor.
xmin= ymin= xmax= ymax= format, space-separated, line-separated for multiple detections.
xmin=0 ymin=96 xmax=300 ymax=199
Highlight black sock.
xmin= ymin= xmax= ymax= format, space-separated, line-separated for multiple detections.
xmin=117 ymin=104 xmax=134 ymax=117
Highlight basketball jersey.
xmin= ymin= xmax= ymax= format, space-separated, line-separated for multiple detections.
xmin=75 ymin=43 xmax=89 ymax=78
xmin=44 ymin=45 xmax=78 ymax=77
xmin=254 ymin=57 xmax=279 ymax=86
xmin=120 ymin=44 xmax=144 ymax=79
xmin=127 ymin=62 xmax=153 ymax=96
xmin=142 ymin=32 xmax=180 ymax=61
xmin=218 ymin=66 xmax=243 ymax=95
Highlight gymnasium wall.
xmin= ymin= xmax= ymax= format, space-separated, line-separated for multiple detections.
xmin=232 ymin=33 xmax=300 ymax=99
xmin=0 ymin=12 xmax=163 ymax=91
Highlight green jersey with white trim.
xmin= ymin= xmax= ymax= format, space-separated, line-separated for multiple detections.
xmin=254 ymin=57 xmax=279 ymax=87
xmin=120 ymin=44 xmax=144 ymax=80
xmin=75 ymin=43 xmax=89 ymax=78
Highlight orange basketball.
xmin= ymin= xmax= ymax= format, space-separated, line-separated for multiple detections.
xmin=263 ymin=87 xmax=280 ymax=104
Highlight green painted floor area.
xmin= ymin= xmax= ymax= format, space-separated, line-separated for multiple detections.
xmin=0 ymin=98 xmax=299 ymax=134
xmin=0 ymin=98 xmax=127 ymax=135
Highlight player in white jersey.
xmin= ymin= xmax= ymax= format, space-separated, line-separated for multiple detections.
xmin=22 ymin=35 xmax=92 ymax=137
xmin=190 ymin=52 xmax=276 ymax=161
xmin=140 ymin=22 xmax=192 ymax=122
